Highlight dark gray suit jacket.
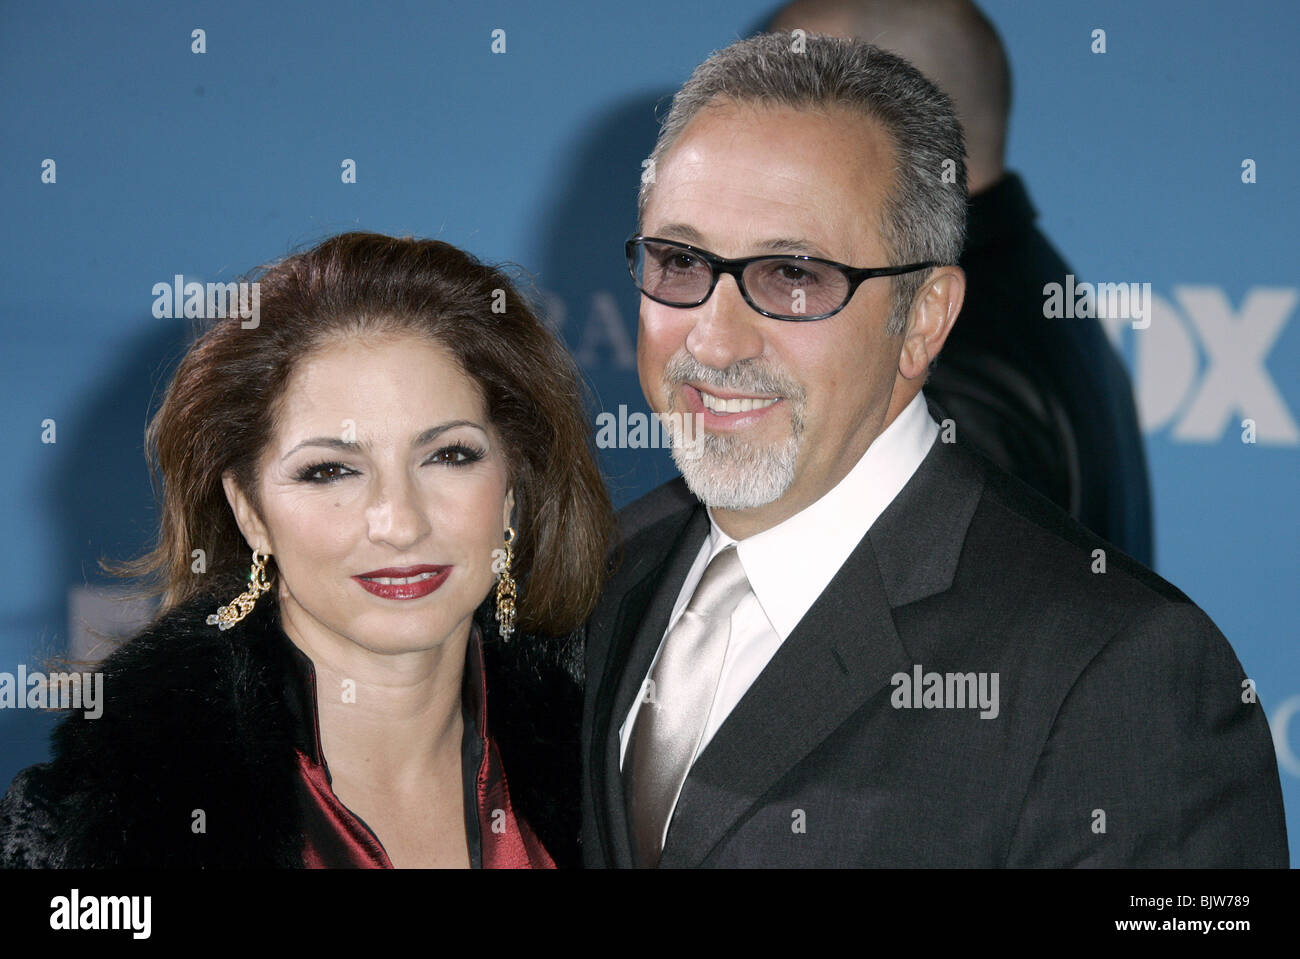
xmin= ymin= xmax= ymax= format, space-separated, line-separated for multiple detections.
xmin=581 ymin=438 xmax=1288 ymax=867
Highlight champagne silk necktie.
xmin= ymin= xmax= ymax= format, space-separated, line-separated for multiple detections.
xmin=624 ymin=544 xmax=752 ymax=867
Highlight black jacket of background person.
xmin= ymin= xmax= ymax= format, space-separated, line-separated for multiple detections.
xmin=924 ymin=172 xmax=1154 ymax=567
xmin=581 ymin=438 xmax=1288 ymax=867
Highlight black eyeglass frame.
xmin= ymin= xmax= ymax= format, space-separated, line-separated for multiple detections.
xmin=626 ymin=234 xmax=937 ymax=322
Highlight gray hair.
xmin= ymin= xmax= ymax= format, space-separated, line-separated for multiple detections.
xmin=639 ymin=32 xmax=967 ymax=335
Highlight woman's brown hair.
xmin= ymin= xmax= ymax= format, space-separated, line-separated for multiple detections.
xmin=115 ymin=232 xmax=614 ymax=638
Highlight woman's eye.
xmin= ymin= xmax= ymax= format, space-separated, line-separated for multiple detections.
xmin=428 ymin=443 xmax=485 ymax=466
xmin=297 ymin=461 xmax=353 ymax=483
xmin=295 ymin=445 xmax=484 ymax=481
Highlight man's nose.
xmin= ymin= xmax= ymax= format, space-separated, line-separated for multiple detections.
xmin=684 ymin=273 xmax=764 ymax=369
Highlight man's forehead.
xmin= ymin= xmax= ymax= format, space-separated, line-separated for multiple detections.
xmin=644 ymin=101 xmax=893 ymax=261
xmin=647 ymin=221 xmax=843 ymax=261
xmin=666 ymin=96 xmax=894 ymax=169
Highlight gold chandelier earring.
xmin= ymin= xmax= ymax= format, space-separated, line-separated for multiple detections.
xmin=493 ymin=527 xmax=517 ymax=641
xmin=207 ymin=548 xmax=275 ymax=631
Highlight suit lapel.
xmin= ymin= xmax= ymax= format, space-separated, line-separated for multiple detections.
xmin=658 ymin=531 xmax=906 ymax=867
xmin=589 ymin=503 xmax=710 ymax=867
xmin=658 ymin=439 xmax=985 ymax=867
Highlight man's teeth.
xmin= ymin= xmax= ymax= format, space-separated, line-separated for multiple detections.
xmin=700 ymin=391 xmax=779 ymax=414
xmin=363 ymin=571 xmax=440 ymax=585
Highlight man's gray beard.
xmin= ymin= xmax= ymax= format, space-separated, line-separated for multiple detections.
xmin=668 ymin=419 xmax=801 ymax=510
xmin=660 ymin=352 xmax=806 ymax=510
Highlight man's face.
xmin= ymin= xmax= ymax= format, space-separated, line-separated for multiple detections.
xmin=638 ymin=98 xmax=909 ymax=535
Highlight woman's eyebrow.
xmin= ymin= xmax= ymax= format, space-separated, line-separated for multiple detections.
xmin=280 ymin=419 xmax=488 ymax=462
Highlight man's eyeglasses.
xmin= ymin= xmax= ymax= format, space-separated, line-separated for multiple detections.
xmin=626 ymin=235 xmax=936 ymax=322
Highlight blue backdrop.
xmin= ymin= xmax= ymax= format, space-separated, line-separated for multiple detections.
xmin=2 ymin=0 xmax=1296 ymax=864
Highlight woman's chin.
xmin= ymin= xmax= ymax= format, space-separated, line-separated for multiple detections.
xmin=344 ymin=616 xmax=471 ymax=657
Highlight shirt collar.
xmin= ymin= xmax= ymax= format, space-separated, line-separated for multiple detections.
xmin=704 ymin=390 xmax=938 ymax=639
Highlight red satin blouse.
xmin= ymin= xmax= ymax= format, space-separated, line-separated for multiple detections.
xmin=281 ymin=627 xmax=553 ymax=869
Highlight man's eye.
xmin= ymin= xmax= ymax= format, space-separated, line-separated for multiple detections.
xmin=659 ymin=251 xmax=699 ymax=272
xmin=777 ymin=264 xmax=815 ymax=284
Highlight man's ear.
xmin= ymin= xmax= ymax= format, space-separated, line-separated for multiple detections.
xmin=899 ymin=266 xmax=965 ymax=380
xmin=222 ymin=471 xmax=272 ymax=553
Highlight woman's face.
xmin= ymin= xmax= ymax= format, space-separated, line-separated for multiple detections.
xmin=224 ymin=332 xmax=513 ymax=657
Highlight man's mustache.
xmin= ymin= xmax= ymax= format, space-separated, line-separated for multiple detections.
xmin=663 ymin=353 xmax=805 ymax=402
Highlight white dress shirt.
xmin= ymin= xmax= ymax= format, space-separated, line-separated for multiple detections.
xmin=619 ymin=391 xmax=939 ymax=768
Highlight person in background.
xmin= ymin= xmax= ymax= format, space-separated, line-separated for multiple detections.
xmin=770 ymin=0 xmax=1154 ymax=565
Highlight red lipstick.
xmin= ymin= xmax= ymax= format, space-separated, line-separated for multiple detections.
xmin=352 ymin=565 xmax=451 ymax=600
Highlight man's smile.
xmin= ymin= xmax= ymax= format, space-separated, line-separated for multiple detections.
xmin=680 ymin=383 xmax=785 ymax=429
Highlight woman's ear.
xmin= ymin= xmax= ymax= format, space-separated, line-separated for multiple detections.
xmin=502 ymin=487 xmax=516 ymax=533
xmin=222 ymin=471 xmax=272 ymax=553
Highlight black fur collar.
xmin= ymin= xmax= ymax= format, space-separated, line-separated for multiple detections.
xmin=0 ymin=586 xmax=580 ymax=868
